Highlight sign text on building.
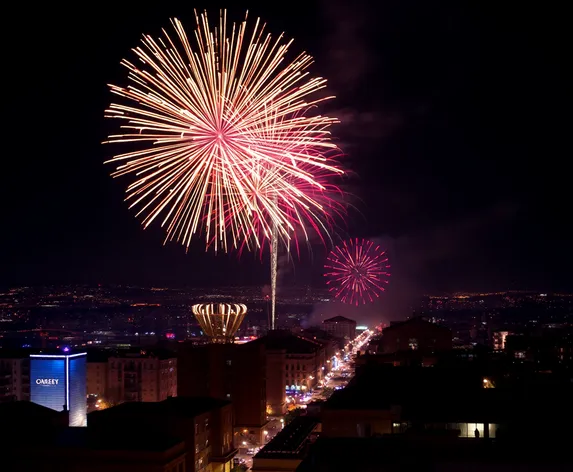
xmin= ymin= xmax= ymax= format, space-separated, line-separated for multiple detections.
xmin=35 ymin=378 xmax=60 ymax=385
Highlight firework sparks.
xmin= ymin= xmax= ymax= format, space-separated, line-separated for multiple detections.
xmin=324 ymin=238 xmax=391 ymax=306
xmin=104 ymin=10 xmax=344 ymax=252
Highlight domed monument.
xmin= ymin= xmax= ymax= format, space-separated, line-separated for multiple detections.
xmin=192 ymin=303 xmax=247 ymax=343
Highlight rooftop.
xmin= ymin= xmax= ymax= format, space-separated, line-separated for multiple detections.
xmin=53 ymin=427 xmax=183 ymax=452
xmin=323 ymin=316 xmax=356 ymax=324
xmin=297 ymin=327 xmax=337 ymax=343
xmin=0 ymin=401 xmax=64 ymax=423
xmin=324 ymin=364 xmax=573 ymax=424
xmin=297 ymin=436 xmax=573 ymax=472
xmin=108 ymin=347 xmax=176 ymax=360
xmin=89 ymin=396 xmax=230 ymax=421
xmin=325 ymin=365 xmax=484 ymax=412
xmin=383 ymin=317 xmax=451 ymax=333
xmin=254 ymin=416 xmax=319 ymax=459
xmin=257 ymin=331 xmax=322 ymax=354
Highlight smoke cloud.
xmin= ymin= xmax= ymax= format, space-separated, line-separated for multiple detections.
xmin=307 ymin=202 xmax=519 ymax=327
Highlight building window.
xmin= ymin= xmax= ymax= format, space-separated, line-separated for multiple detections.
xmin=226 ymin=359 xmax=232 ymax=366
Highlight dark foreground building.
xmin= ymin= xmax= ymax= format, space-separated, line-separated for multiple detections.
xmin=297 ymin=436 xmax=573 ymax=472
xmin=252 ymin=416 xmax=319 ymax=472
xmin=90 ymin=396 xmax=236 ymax=472
xmin=0 ymin=397 xmax=235 ymax=472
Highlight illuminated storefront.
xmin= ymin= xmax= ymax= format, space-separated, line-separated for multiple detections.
xmin=30 ymin=352 xmax=87 ymax=427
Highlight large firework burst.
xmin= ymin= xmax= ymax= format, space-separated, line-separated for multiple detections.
xmin=324 ymin=238 xmax=391 ymax=306
xmin=104 ymin=10 xmax=344 ymax=252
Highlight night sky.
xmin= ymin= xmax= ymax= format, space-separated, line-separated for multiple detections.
xmin=2 ymin=1 xmax=570 ymax=296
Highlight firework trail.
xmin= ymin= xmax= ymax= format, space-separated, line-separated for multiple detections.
xmin=104 ymin=10 xmax=344 ymax=254
xmin=324 ymin=238 xmax=391 ymax=306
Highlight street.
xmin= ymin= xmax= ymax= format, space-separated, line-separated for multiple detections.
xmin=306 ymin=327 xmax=374 ymax=402
xmin=234 ymin=328 xmax=375 ymax=470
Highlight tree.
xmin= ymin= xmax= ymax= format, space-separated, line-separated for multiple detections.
xmin=284 ymin=407 xmax=305 ymax=425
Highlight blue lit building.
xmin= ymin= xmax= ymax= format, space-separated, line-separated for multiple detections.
xmin=30 ymin=352 xmax=87 ymax=426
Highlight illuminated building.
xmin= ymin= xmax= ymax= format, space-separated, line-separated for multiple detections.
xmin=323 ymin=316 xmax=357 ymax=340
xmin=87 ymin=349 xmax=177 ymax=404
xmin=30 ymin=352 xmax=87 ymax=427
xmin=192 ymin=303 xmax=247 ymax=343
xmin=492 ymin=331 xmax=510 ymax=351
xmin=257 ymin=332 xmax=330 ymax=415
xmin=86 ymin=358 xmax=107 ymax=402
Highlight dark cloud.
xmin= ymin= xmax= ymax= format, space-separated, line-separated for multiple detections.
xmin=319 ymin=0 xmax=409 ymax=146
xmin=319 ymin=0 xmax=371 ymax=93
xmin=375 ymin=202 xmax=520 ymax=315
xmin=392 ymin=202 xmax=519 ymax=273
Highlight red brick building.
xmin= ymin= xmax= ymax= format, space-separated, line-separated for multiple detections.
xmin=256 ymin=331 xmax=331 ymax=416
xmin=177 ymin=342 xmax=268 ymax=446
xmin=323 ymin=316 xmax=357 ymax=340
xmin=87 ymin=349 xmax=177 ymax=404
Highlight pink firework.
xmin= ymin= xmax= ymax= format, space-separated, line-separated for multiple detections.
xmin=324 ymin=238 xmax=391 ymax=305
xmin=104 ymin=11 xmax=344 ymax=253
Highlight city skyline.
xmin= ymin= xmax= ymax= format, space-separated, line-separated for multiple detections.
xmin=2 ymin=1 xmax=571 ymax=296
xmin=0 ymin=3 xmax=571 ymax=471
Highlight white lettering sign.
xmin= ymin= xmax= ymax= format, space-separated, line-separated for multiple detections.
xmin=35 ymin=378 xmax=59 ymax=385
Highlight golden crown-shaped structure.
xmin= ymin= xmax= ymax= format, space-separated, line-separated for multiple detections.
xmin=192 ymin=303 xmax=247 ymax=343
